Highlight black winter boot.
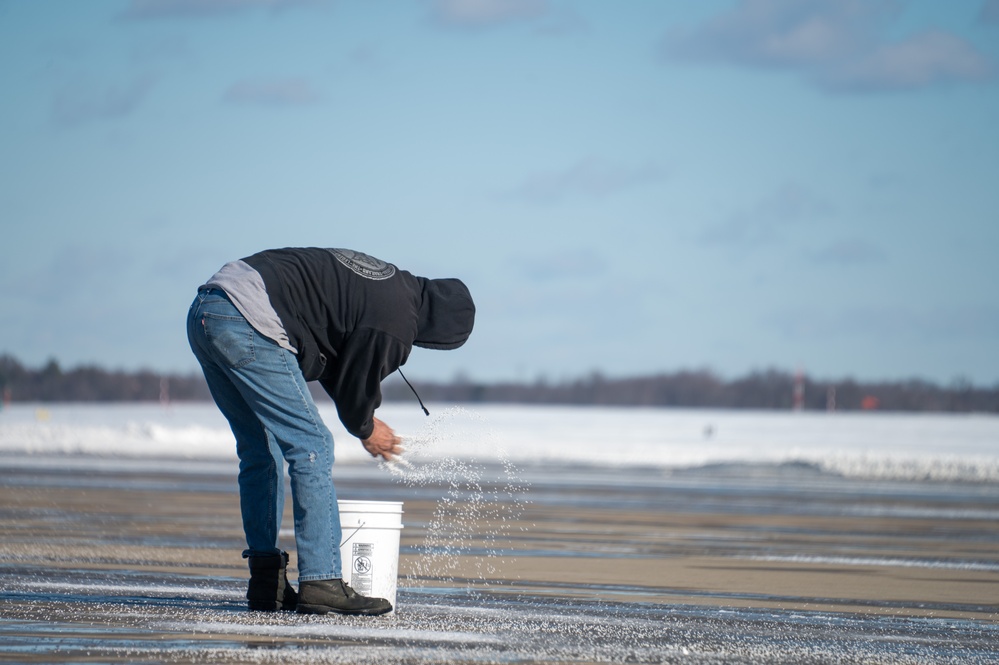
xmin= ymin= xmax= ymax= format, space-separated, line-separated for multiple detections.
xmin=246 ymin=551 xmax=298 ymax=612
xmin=296 ymin=579 xmax=392 ymax=616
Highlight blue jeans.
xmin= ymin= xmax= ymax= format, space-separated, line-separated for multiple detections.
xmin=187 ymin=288 xmax=342 ymax=581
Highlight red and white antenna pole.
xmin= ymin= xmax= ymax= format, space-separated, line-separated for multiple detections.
xmin=793 ymin=368 xmax=805 ymax=411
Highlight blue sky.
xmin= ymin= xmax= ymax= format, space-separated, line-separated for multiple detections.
xmin=1 ymin=0 xmax=997 ymax=385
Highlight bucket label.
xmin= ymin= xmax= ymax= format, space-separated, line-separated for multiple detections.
xmin=351 ymin=542 xmax=374 ymax=595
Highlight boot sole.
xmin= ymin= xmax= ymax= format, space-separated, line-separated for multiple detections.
xmin=247 ymin=600 xmax=297 ymax=612
xmin=296 ymin=603 xmax=392 ymax=616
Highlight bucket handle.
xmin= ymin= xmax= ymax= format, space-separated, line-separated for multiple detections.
xmin=339 ymin=520 xmax=367 ymax=548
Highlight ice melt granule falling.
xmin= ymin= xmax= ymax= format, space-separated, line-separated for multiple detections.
xmin=379 ymin=407 xmax=531 ymax=596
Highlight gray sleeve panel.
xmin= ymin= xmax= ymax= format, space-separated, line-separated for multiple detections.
xmin=203 ymin=260 xmax=298 ymax=354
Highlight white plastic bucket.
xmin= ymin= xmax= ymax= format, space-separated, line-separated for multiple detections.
xmin=338 ymin=500 xmax=403 ymax=610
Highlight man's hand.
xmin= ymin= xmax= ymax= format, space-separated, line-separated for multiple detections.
xmin=361 ymin=417 xmax=403 ymax=461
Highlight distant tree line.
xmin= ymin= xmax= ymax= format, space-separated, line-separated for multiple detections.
xmin=1 ymin=354 xmax=996 ymax=412
xmin=0 ymin=355 xmax=211 ymax=403
xmin=382 ymin=369 xmax=999 ymax=413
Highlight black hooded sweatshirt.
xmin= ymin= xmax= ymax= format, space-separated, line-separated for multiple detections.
xmin=240 ymin=247 xmax=474 ymax=440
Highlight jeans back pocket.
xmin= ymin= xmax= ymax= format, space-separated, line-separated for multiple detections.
xmin=202 ymin=312 xmax=256 ymax=369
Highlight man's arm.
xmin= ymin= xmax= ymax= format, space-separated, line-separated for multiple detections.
xmin=319 ymin=328 xmax=410 ymax=441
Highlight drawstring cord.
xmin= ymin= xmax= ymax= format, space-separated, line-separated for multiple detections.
xmin=397 ymin=368 xmax=430 ymax=416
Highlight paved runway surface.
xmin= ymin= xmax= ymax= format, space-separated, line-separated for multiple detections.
xmin=1 ymin=455 xmax=997 ymax=663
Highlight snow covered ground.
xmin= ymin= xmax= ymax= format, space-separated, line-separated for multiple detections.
xmin=1 ymin=402 xmax=996 ymax=482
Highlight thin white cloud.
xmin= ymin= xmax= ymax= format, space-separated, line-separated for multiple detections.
xmin=768 ymin=304 xmax=999 ymax=342
xmin=509 ymin=157 xmax=663 ymax=205
xmin=223 ymin=78 xmax=321 ymax=106
xmin=11 ymin=246 xmax=134 ymax=303
xmin=808 ymin=239 xmax=887 ymax=266
xmin=129 ymin=36 xmax=191 ymax=64
xmin=119 ymin=0 xmax=327 ymax=20
xmin=867 ymin=172 xmax=906 ymax=191
xmin=348 ymin=44 xmax=385 ymax=70
xmin=663 ymin=0 xmax=994 ymax=93
xmin=534 ymin=6 xmax=588 ymax=37
xmin=699 ymin=183 xmax=835 ymax=247
xmin=51 ymin=75 xmax=157 ymax=128
xmin=512 ymin=249 xmax=607 ymax=282
xmin=665 ymin=0 xmax=877 ymax=68
xmin=428 ymin=0 xmax=548 ymax=29
xmin=820 ymin=30 xmax=993 ymax=92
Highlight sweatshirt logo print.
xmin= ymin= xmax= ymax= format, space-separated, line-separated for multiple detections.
xmin=328 ymin=248 xmax=396 ymax=281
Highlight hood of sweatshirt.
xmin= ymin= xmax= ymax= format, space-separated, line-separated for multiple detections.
xmin=414 ymin=278 xmax=475 ymax=350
